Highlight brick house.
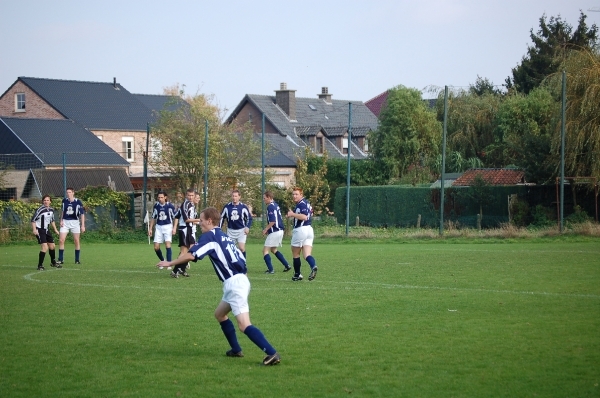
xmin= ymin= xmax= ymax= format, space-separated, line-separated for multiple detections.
xmin=226 ymin=83 xmax=379 ymax=187
xmin=0 ymin=77 xmax=179 ymax=176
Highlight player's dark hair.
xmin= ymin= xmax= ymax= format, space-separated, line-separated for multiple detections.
xmin=42 ymin=194 xmax=52 ymax=202
xmin=264 ymin=190 xmax=274 ymax=199
xmin=201 ymin=207 xmax=220 ymax=224
xmin=66 ymin=187 xmax=74 ymax=192
xmin=232 ymin=189 xmax=241 ymax=195
xmin=157 ymin=191 xmax=166 ymax=197
xmin=186 ymin=188 xmax=195 ymax=194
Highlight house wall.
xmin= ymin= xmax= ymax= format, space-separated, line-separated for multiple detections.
xmin=231 ymin=102 xmax=280 ymax=135
xmin=0 ymin=81 xmax=64 ymax=119
xmin=92 ymin=130 xmax=147 ymax=175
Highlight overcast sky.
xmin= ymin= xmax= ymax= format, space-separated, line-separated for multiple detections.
xmin=1 ymin=1 xmax=598 ymax=116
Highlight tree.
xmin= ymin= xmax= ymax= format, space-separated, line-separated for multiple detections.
xmin=547 ymin=49 xmax=600 ymax=180
xmin=463 ymin=174 xmax=495 ymax=225
xmin=438 ymin=88 xmax=502 ymax=164
xmin=491 ymin=87 xmax=559 ymax=183
xmin=469 ymin=75 xmax=503 ymax=96
xmin=507 ymin=12 xmax=598 ymax=94
xmin=370 ymin=85 xmax=441 ymax=179
xmin=149 ymin=86 xmax=263 ymax=210
xmin=292 ymin=147 xmax=330 ymax=216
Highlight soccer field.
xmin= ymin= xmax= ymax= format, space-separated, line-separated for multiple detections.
xmin=1 ymin=240 xmax=599 ymax=397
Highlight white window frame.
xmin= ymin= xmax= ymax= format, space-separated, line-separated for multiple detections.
xmin=363 ymin=138 xmax=369 ymax=152
xmin=122 ymin=137 xmax=134 ymax=161
xmin=342 ymin=138 xmax=348 ymax=149
xmin=97 ymin=135 xmax=103 ymax=141
xmin=15 ymin=93 xmax=25 ymax=112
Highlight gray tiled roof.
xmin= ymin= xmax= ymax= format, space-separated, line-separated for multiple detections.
xmin=25 ymin=168 xmax=134 ymax=198
xmin=228 ymin=93 xmax=377 ymax=162
xmin=19 ymin=77 xmax=157 ymax=131
xmin=0 ymin=117 xmax=129 ymax=168
xmin=134 ymin=94 xmax=187 ymax=124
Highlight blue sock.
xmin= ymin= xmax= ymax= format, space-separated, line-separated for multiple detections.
xmin=244 ymin=325 xmax=276 ymax=355
xmin=275 ymin=251 xmax=289 ymax=267
xmin=220 ymin=319 xmax=242 ymax=353
xmin=293 ymin=257 xmax=301 ymax=274
xmin=306 ymin=255 xmax=316 ymax=269
xmin=58 ymin=249 xmax=64 ymax=262
xmin=263 ymin=254 xmax=273 ymax=272
xmin=155 ymin=249 xmax=164 ymax=261
xmin=166 ymin=247 xmax=172 ymax=261
xmin=75 ymin=250 xmax=80 ymax=262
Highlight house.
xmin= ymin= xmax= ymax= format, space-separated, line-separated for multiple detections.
xmin=430 ymin=172 xmax=464 ymax=188
xmin=226 ymin=83 xmax=379 ymax=187
xmin=452 ymin=168 xmax=528 ymax=186
xmin=0 ymin=77 xmax=182 ymax=176
xmin=365 ymin=89 xmax=437 ymax=119
xmin=0 ymin=117 xmax=132 ymax=199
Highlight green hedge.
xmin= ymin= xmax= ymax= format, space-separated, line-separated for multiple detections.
xmin=334 ymin=185 xmax=533 ymax=228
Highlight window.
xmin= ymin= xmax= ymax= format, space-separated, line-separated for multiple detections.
xmin=342 ymin=138 xmax=348 ymax=154
xmin=363 ymin=138 xmax=369 ymax=152
xmin=316 ymin=137 xmax=323 ymax=154
xmin=15 ymin=93 xmax=25 ymax=112
xmin=122 ymin=137 xmax=134 ymax=161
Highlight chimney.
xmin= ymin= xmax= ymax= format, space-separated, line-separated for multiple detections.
xmin=275 ymin=82 xmax=296 ymax=120
xmin=318 ymin=87 xmax=332 ymax=102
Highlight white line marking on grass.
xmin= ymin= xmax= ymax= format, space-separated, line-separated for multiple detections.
xmin=7 ymin=264 xmax=600 ymax=299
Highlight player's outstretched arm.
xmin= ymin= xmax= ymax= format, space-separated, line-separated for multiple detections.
xmin=157 ymin=252 xmax=194 ymax=269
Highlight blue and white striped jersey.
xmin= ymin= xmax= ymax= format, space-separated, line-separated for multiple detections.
xmin=219 ymin=202 xmax=253 ymax=230
xmin=189 ymin=227 xmax=247 ymax=282
xmin=292 ymin=199 xmax=313 ymax=228
xmin=31 ymin=205 xmax=56 ymax=231
xmin=61 ymin=198 xmax=85 ymax=221
xmin=152 ymin=201 xmax=176 ymax=226
xmin=265 ymin=200 xmax=285 ymax=234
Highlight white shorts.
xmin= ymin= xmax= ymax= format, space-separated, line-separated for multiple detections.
xmin=227 ymin=228 xmax=247 ymax=244
xmin=222 ymin=273 xmax=250 ymax=316
xmin=60 ymin=219 xmax=81 ymax=234
xmin=264 ymin=230 xmax=284 ymax=248
xmin=291 ymin=225 xmax=314 ymax=247
xmin=153 ymin=224 xmax=173 ymax=244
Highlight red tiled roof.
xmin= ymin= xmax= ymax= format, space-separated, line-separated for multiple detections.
xmin=365 ymin=91 xmax=388 ymax=118
xmin=452 ymin=169 xmax=526 ymax=186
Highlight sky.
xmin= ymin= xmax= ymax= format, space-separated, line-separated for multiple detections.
xmin=1 ymin=1 xmax=599 ymax=117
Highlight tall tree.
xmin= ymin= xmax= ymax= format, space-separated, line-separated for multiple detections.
xmin=149 ymin=86 xmax=262 ymax=209
xmin=438 ymin=88 xmax=502 ymax=164
xmin=492 ymin=87 xmax=558 ymax=183
xmin=370 ymin=85 xmax=441 ymax=179
xmin=547 ymin=49 xmax=600 ymax=179
xmin=507 ymin=12 xmax=598 ymax=94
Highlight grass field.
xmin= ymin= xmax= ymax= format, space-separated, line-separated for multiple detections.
xmin=1 ymin=239 xmax=599 ymax=397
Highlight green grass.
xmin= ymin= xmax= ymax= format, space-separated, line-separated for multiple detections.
xmin=1 ymin=240 xmax=599 ymax=397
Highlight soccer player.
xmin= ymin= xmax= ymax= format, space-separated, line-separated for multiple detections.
xmin=171 ymin=188 xmax=199 ymax=277
xmin=219 ymin=190 xmax=252 ymax=259
xmin=156 ymin=207 xmax=281 ymax=366
xmin=31 ymin=195 xmax=60 ymax=270
xmin=286 ymin=187 xmax=318 ymax=281
xmin=57 ymin=187 xmax=86 ymax=265
xmin=149 ymin=191 xmax=176 ymax=262
xmin=261 ymin=191 xmax=291 ymax=274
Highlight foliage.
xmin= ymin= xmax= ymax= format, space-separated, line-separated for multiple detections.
xmin=292 ymin=147 xmax=330 ymax=215
xmin=492 ymin=87 xmax=559 ymax=183
xmin=371 ymin=85 xmax=441 ymax=178
xmin=469 ymin=75 xmax=504 ymax=96
xmin=530 ymin=204 xmax=555 ymax=228
xmin=432 ymin=151 xmax=484 ymax=173
xmin=462 ymin=174 xmax=495 ymax=220
xmin=565 ymin=205 xmax=591 ymax=225
xmin=507 ymin=12 xmax=598 ymax=94
xmin=546 ymin=48 xmax=600 ymax=180
xmin=437 ymin=86 xmax=502 ymax=164
xmin=77 ymin=186 xmax=131 ymax=221
xmin=394 ymin=163 xmax=436 ymax=185
xmin=149 ymin=86 xmax=263 ymax=210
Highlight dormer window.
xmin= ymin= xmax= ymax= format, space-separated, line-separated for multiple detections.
xmin=342 ymin=137 xmax=349 ymax=154
xmin=15 ymin=93 xmax=25 ymax=112
xmin=316 ymin=137 xmax=323 ymax=154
